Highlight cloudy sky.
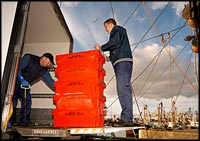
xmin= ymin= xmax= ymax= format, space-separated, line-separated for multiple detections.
xmin=58 ymin=1 xmax=199 ymax=118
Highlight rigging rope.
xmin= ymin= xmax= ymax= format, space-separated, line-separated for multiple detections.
xmin=106 ymin=2 xmax=171 ymax=88
xmin=110 ymin=1 xmax=115 ymax=20
xmin=142 ymin=1 xmax=160 ymax=34
xmin=122 ymin=2 xmax=142 ymax=26
xmin=136 ymin=42 xmax=189 ymax=101
xmin=130 ymin=25 xmax=187 ymax=46
xmin=131 ymin=2 xmax=171 ymax=53
xmin=194 ymin=53 xmax=199 ymax=88
xmin=133 ymin=2 xmax=198 ymax=100
xmin=174 ymin=52 xmax=193 ymax=103
xmin=136 ymin=47 xmax=163 ymax=100
xmin=148 ymin=48 xmax=192 ymax=138
xmin=142 ymin=1 xmax=172 ymax=107
xmin=156 ymin=51 xmax=194 ymax=135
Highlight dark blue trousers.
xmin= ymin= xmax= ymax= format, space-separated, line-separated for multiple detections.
xmin=10 ymin=83 xmax=32 ymax=123
xmin=114 ymin=61 xmax=133 ymax=121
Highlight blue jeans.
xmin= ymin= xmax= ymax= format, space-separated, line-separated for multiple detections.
xmin=114 ymin=61 xmax=133 ymax=121
xmin=10 ymin=82 xmax=32 ymax=123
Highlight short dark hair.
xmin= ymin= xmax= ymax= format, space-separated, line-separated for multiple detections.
xmin=104 ymin=18 xmax=117 ymax=25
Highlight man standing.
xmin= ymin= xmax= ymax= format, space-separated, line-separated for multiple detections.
xmin=10 ymin=53 xmax=55 ymax=125
xmin=94 ymin=18 xmax=135 ymax=127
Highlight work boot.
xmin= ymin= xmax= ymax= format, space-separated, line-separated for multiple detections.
xmin=113 ymin=120 xmax=140 ymax=127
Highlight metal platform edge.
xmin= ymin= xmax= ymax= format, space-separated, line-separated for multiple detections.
xmin=11 ymin=126 xmax=145 ymax=138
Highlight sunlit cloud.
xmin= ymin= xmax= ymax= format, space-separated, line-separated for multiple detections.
xmin=151 ymin=2 xmax=169 ymax=10
xmin=171 ymin=2 xmax=188 ymax=17
xmin=133 ymin=43 xmax=197 ymax=99
xmin=61 ymin=1 xmax=80 ymax=8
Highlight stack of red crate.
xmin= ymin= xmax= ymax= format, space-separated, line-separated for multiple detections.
xmin=52 ymin=50 xmax=106 ymax=128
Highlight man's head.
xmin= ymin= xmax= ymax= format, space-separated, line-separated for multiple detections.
xmin=104 ymin=18 xmax=117 ymax=34
xmin=40 ymin=53 xmax=55 ymax=68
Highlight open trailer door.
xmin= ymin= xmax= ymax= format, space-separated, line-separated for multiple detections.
xmin=1 ymin=1 xmax=73 ymax=133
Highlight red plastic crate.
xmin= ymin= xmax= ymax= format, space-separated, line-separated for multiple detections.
xmin=55 ymin=65 xmax=104 ymax=75
xmin=52 ymin=109 xmax=105 ymax=128
xmin=56 ymin=50 xmax=105 ymax=68
xmin=55 ymin=62 xmax=103 ymax=74
xmin=55 ymin=67 xmax=105 ymax=82
xmin=52 ymin=107 xmax=106 ymax=116
xmin=54 ymin=81 xmax=106 ymax=98
xmin=53 ymin=95 xmax=106 ymax=111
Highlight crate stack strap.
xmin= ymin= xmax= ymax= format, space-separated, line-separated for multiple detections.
xmin=52 ymin=50 xmax=106 ymax=128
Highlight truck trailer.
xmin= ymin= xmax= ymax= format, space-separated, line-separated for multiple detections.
xmin=1 ymin=2 xmax=145 ymax=140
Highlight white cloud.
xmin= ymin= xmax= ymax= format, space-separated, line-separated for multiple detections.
xmin=151 ymin=2 xmax=188 ymax=18
xmin=151 ymin=2 xmax=169 ymax=10
xmin=61 ymin=2 xmax=80 ymax=8
xmin=133 ymin=43 xmax=197 ymax=99
xmin=136 ymin=15 xmax=146 ymax=23
xmin=171 ymin=2 xmax=188 ymax=17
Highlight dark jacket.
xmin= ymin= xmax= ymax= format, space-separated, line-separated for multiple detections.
xmin=18 ymin=54 xmax=55 ymax=91
xmin=21 ymin=54 xmax=47 ymax=83
xmin=101 ymin=25 xmax=133 ymax=66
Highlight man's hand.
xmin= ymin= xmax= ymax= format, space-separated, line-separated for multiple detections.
xmin=18 ymin=76 xmax=30 ymax=87
xmin=21 ymin=79 xmax=30 ymax=87
xmin=94 ymin=44 xmax=100 ymax=50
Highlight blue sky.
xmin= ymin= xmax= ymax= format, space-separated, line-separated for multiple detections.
xmin=58 ymin=1 xmax=199 ymax=118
